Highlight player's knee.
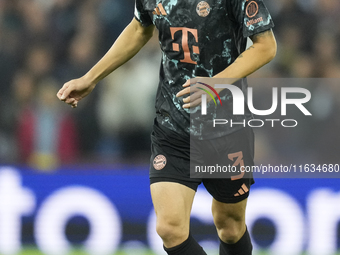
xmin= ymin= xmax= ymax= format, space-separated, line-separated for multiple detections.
xmin=217 ymin=225 xmax=244 ymax=244
xmin=214 ymin=216 xmax=245 ymax=244
xmin=156 ymin=216 xmax=188 ymax=244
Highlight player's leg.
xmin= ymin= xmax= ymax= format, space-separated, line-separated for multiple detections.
xmin=151 ymin=181 xmax=194 ymax=247
xmin=149 ymin=119 xmax=207 ymax=254
xmin=201 ymin=126 xmax=255 ymax=255
xmin=151 ymin=181 xmax=207 ymax=255
xmin=212 ymin=198 xmax=252 ymax=255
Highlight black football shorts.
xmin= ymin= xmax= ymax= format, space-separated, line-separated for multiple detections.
xmin=149 ymin=119 xmax=255 ymax=203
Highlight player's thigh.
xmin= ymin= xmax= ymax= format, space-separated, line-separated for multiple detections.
xmin=150 ymin=181 xmax=195 ymax=229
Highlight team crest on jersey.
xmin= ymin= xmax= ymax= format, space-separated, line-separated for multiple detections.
xmin=153 ymin=155 xmax=167 ymax=170
xmin=196 ymin=1 xmax=211 ymax=17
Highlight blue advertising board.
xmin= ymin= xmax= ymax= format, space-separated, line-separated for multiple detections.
xmin=0 ymin=166 xmax=339 ymax=255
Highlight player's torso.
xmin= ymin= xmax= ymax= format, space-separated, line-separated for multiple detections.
xmin=136 ymin=0 xmax=273 ymax=138
xmin=141 ymin=0 xmax=241 ymax=78
xmin=139 ymin=0 xmax=248 ymax=137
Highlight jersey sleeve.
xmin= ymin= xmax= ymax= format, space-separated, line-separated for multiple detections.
xmin=134 ymin=0 xmax=153 ymax=27
xmin=229 ymin=0 xmax=274 ymax=38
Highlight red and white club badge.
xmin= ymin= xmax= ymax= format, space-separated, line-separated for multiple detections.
xmin=196 ymin=1 xmax=211 ymax=17
xmin=153 ymin=155 xmax=167 ymax=170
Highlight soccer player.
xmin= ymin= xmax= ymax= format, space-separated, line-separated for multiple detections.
xmin=57 ymin=0 xmax=277 ymax=254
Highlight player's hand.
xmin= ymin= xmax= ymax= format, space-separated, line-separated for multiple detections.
xmin=176 ymin=77 xmax=221 ymax=109
xmin=57 ymin=76 xmax=96 ymax=108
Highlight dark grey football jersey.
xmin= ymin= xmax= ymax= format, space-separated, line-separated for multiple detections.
xmin=135 ymin=0 xmax=274 ymax=139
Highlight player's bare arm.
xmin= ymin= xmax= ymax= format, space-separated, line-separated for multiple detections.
xmin=177 ymin=29 xmax=277 ymax=108
xmin=57 ymin=18 xmax=155 ymax=108
xmin=217 ymin=29 xmax=277 ymax=79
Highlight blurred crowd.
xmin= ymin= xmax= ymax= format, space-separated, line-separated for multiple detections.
xmin=0 ymin=0 xmax=339 ymax=170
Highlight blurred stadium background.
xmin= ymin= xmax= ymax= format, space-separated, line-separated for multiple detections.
xmin=0 ymin=0 xmax=339 ymax=254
